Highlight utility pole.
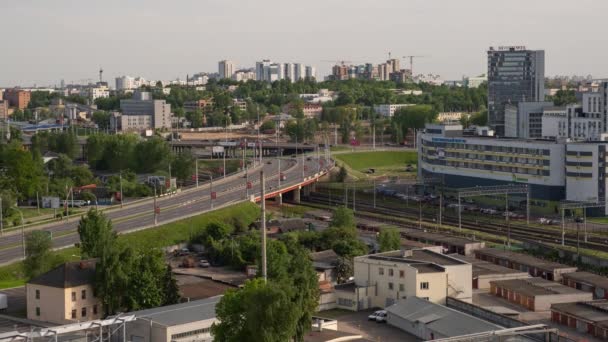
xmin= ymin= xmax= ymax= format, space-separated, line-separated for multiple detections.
xmin=506 ymin=193 xmax=510 ymax=248
xmin=119 ymin=172 xmax=124 ymax=208
xmin=0 ymin=197 xmax=3 ymax=235
xmin=153 ymin=184 xmax=158 ymax=226
xmin=260 ymin=170 xmax=267 ymax=282
xmin=195 ymin=159 xmax=199 ymax=188
xmin=352 ymin=185 xmax=356 ymax=212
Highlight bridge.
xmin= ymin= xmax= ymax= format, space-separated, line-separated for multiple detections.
xmin=0 ymin=156 xmax=332 ymax=265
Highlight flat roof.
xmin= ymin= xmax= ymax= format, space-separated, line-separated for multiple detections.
xmin=367 ymin=250 xmax=467 ymax=267
xmin=552 ymin=301 xmax=608 ymax=324
xmin=563 ymin=272 xmax=608 ymax=289
xmin=491 ymin=278 xmax=586 ymax=297
xmin=450 ymin=254 xmax=529 ymax=277
xmin=128 ymin=296 xmax=221 ymax=326
xmin=404 ymin=230 xmax=482 ymax=247
xmin=411 ymin=263 xmax=446 ymax=274
xmin=476 ymin=248 xmax=577 ymax=272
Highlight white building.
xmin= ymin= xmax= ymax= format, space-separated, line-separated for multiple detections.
xmin=82 ymin=85 xmax=109 ymax=101
xmin=232 ymin=69 xmax=255 ymax=82
xmin=305 ymin=66 xmax=317 ymax=80
xmin=115 ymin=76 xmax=148 ymax=91
xmin=373 ymin=104 xmax=414 ymax=117
xmin=218 ymin=60 xmax=236 ymax=79
xmin=117 ymin=91 xmax=172 ymax=131
xmin=465 ymin=74 xmax=487 ymax=88
xmin=255 ymin=60 xmax=316 ymax=83
xmin=542 ymin=105 xmax=602 ymax=141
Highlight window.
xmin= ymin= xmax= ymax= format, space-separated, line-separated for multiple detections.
xmin=399 ymin=284 xmax=405 ymax=292
xmin=93 ymin=305 xmax=98 ymax=315
xmin=36 ymin=307 xmax=40 ymax=316
xmin=71 ymin=292 xmax=76 ymax=302
xmin=388 ymin=282 xmax=394 ymax=290
xmin=35 ymin=290 xmax=40 ymax=299
xmin=81 ymin=290 xmax=86 ymax=300
xmin=399 ymin=270 xmax=405 ymax=278
xmin=81 ymin=307 xmax=87 ymax=317
xmin=170 ymin=328 xmax=211 ymax=340
xmin=379 ymin=267 xmax=384 ymax=275
xmin=388 ymin=269 xmax=394 ymax=277
xmin=71 ymin=310 xmax=77 ymax=319
xmin=420 ymin=282 xmax=430 ymax=290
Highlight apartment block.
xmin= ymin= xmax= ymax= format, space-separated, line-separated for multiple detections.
xmin=3 ymin=89 xmax=31 ymax=109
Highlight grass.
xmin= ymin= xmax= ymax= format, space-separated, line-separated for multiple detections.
xmin=589 ymin=217 xmax=608 ymax=224
xmin=277 ymin=205 xmax=312 ymax=218
xmin=334 ymin=151 xmax=417 ymax=172
xmin=0 ymin=202 xmax=260 ymax=289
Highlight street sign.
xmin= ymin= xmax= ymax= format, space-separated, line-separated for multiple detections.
xmin=211 ymin=192 xmax=217 ymax=199
xmin=155 ymin=206 xmax=160 ymax=214
xmin=247 ymin=182 xmax=252 ymax=189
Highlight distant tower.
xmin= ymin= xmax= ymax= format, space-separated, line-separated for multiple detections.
xmin=99 ymin=67 xmax=104 ymax=83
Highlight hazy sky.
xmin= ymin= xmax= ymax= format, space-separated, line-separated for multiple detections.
xmin=2 ymin=0 xmax=608 ymax=87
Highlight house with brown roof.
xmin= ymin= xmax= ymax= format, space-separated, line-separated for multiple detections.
xmin=26 ymin=260 xmax=102 ymax=324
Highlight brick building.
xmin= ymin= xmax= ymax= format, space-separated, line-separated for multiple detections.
xmin=475 ymin=248 xmax=577 ymax=281
xmin=562 ymin=271 xmax=608 ymax=299
xmin=490 ymin=278 xmax=592 ymax=311
xmin=3 ymin=89 xmax=31 ymax=109
xmin=551 ymin=300 xmax=608 ymax=339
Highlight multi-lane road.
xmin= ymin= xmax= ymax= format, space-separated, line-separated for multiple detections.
xmin=0 ymin=156 xmax=329 ymax=265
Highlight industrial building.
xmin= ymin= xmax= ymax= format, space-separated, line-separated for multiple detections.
xmin=450 ymin=254 xmax=530 ymax=290
xmin=474 ymin=248 xmax=577 ymax=282
xmin=402 ymin=230 xmax=486 ymax=256
xmin=386 ymin=297 xmax=505 ymax=340
xmin=418 ymin=123 xmax=608 ymax=213
xmin=333 ymin=249 xmax=472 ymax=311
xmin=562 ymin=271 xmax=608 ymax=299
xmin=551 ymin=300 xmax=608 ymax=339
xmin=114 ymin=91 xmax=173 ymax=131
xmin=490 ymin=278 xmax=592 ymax=311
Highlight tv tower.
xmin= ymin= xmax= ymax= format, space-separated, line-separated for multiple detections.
xmin=99 ymin=67 xmax=103 ymax=84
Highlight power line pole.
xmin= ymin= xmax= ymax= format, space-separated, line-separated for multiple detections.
xmin=260 ymin=170 xmax=267 ymax=282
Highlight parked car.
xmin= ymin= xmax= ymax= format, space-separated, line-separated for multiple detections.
xmin=375 ymin=311 xmax=388 ymax=323
xmin=368 ymin=310 xmax=386 ymax=321
xmin=199 ymin=259 xmax=210 ymax=268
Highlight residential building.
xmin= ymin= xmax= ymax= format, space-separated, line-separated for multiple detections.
xmin=3 ymin=89 xmax=31 ymax=109
xmin=183 ymin=99 xmax=214 ymax=113
xmin=373 ymin=104 xmax=414 ymax=118
xmin=464 ymin=74 xmax=488 ymax=88
xmin=26 ymin=260 xmax=102 ymax=324
xmin=474 ymin=248 xmax=577 ymax=281
xmin=551 ymin=300 xmax=608 ymax=339
xmin=310 ymin=250 xmax=339 ymax=284
xmin=115 ymin=76 xmax=148 ymax=91
xmin=490 ymin=278 xmax=592 ymax=311
xmin=0 ymin=100 xmax=8 ymax=120
xmin=386 ymin=297 xmax=505 ymax=340
xmin=504 ymin=101 xmax=553 ymax=138
xmin=119 ymin=91 xmax=172 ymax=130
xmin=294 ymin=63 xmax=305 ymax=81
xmin=232 ymin=98 xmax=247 ymax=112
xmin=218 ymin=60 xmax=235 ymax=79
xmin=82 ymin=85 xmax=110 ymax=101
xmin=125 ymin=296 xmax=222 ymax=342
xmin=333 ymin=249 xmax=472 ymax=311
xmin=487 ymin=46 xmax=545 ymax=136
xmin=305 ymin=66 xmax=316 ymax=80
xmin=255 ymin=60 xmax=316 ymax=83
xmin=437 ymin=112 xmax=467 ymax=123
xmin=562 ymin=272 xmax=608 ymax=299
xmin=232 ymin=69 xmax=255 ymax=82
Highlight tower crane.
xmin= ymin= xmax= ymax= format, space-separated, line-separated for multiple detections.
xmin=401 ymin=55 xmax=428 ymax=77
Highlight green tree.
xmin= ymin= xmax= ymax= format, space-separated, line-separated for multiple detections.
xmin=77 ymin=209 xmax=116 ymax=259
xmin=330 ymin=206 xmax=356 ymax=230
xmin=378 ymin=227 xmax=401 ymax=252
xmin=92 ymin=111 xmax=111 ymax=130
xmin=551 ymin=89 xmax=578 ymax=106
xmin=186 ymin=109 xmax=204 ymax=128
xmin=172 ymin=150 xmax=195 ymax=183
xmin=212 ymin=278 xmax=299 ymax=342
xmin=23 ymin=230 xmax=53 ymax=279
xmin=259 ymin=120 xmax=276 ymax=131
xmin=162 ymin=265 xmax=180 ymax=305
xmin=334 ymin=256 xmax=353 ymax=284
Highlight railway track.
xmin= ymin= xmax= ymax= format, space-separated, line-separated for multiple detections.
xmin=302 ymin=192 xmax=608 ymax=253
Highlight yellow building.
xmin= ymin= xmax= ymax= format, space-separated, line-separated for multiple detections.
xmin=334 ymin=249 xmax=472 ymax=311
xmin=26 ymin=260 xmax=102 ymax=324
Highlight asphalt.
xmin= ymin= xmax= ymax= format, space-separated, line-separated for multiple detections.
xmin=0 ymin=156 xmax=329 ymax=265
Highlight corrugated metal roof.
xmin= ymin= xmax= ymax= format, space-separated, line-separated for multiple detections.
xmin=127 ymin=295 xmax=222 ymax=326
xmin=386 ymin=297 xmax=503 ymax=337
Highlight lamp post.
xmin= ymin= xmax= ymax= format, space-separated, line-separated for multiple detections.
xmin=199 ymin=171 xmax=214 ymax=209
xmin=13 ymin=207 xmax=25 ymax=259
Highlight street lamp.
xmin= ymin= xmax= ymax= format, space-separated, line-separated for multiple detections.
xmin=199 ymin=171 xmax=214 ymax=209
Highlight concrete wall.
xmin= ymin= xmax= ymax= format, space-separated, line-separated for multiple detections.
xmin=533 ymin=293 xmax=593 ymax=312
xmin=477 ymin=273 xmax=530 ymax=290
xmin=445 ymin=264 xmax=473 ymax=302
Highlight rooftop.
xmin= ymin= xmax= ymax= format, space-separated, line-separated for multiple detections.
xmin=310 ymin=250 xmax=339 ymax=270
xmin=552 ymin=301 xmax=608 ymax=327
xmin=28 ymin=260 xmax=96 ymax=289
xmin=386 ymin=297 xmax=504 ymax=337
xmin=403 ymin=230 xmax=482 ymax=247
xmin=366 ymin=249 xmax=468 ymax=268
xmin=128 ymin=295 xmax=222 ymax=326
xmin=475 ymin=248 xmax=577 ymax=272
xmin=491 ymin=278 xmax=586 ymax=297
xmin=450 ymin=254 xmax=528 ymax=277
xmin=563 ymin=271 xmax=608 ymax=289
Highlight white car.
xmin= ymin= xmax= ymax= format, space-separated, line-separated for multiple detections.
xmin=368 ymin=310 xmax=385 ymax=321
xmin=375 ymin=311 xmax=388 ymax=323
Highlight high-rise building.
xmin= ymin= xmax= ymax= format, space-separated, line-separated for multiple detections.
xmin=283 ymin=63 xmax=295 ymax=81
xmin=294 ymin=63 xmax=304 ymax=81
xmin=3 ymin=89 xmax=31 ymax=109
xmin=487 ymin=46 xmax=545 ymax=136
xmin=256 ymin=60 xmax=272 ymax=81
xmin=305 ymin=66 xmax=316 ymax=80
xmin=119 ymin=91 xmax=172 ymax=131
xmin=218 ymin=60 xmax=236 ymax=79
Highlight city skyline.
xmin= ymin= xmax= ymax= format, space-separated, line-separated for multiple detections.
xmin=2 ymin=0 xmax=608 ymax=86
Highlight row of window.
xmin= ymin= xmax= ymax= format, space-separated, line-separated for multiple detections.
xmin=422 ymin=157 xmax=550 ymax=176
xmin=35 ymin=305 xmax=98 ymax=318
xmin=423 ymin=141 xmax=550 ymax=156
xmin=378 ymin=267 xmax=404 ymax=278
xmin=35 ymin=289 xmax=89 ymax=301
xmin=171 ymin=328 xmax=211 ymax=340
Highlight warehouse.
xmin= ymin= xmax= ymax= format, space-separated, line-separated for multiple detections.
xmin=551 ymin=300 xmax=608 ymax=339
xmin=474 ymin=248 xmax=577 ymax=281
xmin=386 ymin=296 xmax=505 ymax=340
xmin=490 ymin=278 xmax=593 ymax=311
xmin=562 ymin=271 xmax=608 ymax=299
xmin=402 ymin=230 xmax=486 ymax=256
xmin=450 ymin=254 xmax=530 ymax=289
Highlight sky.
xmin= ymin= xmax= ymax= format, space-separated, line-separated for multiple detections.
xmin=1 ymin=0 xmax=608 ymax=87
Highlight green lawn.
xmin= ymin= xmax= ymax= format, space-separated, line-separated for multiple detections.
xmin=334 ymin=151 xmax=417 ymax=172
xmin=0 ymin=202 xmax=260 ymax=289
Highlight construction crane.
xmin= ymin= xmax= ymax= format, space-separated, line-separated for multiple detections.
xmin=402 ymin=55 xmax=428 ymax=77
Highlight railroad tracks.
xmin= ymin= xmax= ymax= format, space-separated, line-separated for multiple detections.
xmin=302 ymin=192 xmax=608 ymax=253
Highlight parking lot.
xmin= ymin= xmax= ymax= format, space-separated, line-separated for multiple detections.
xmin=320 ymin=309 xmax=418 ymax=342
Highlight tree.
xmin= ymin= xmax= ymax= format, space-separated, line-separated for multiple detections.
xmin=0 ymin=147 xmax=44 ymax=199
xmin=186 ymin=109 xmax=204 ymax=128
xmin=330 ymin=206 xmax=355 ymax=230
xmin=162 ymin=265 xmax=180 ymax=305
xmin=259 ymin=120 xmax=276 ymax=131
xmin=334 ymin=256 xmax=353 ymax=284
xmin=551 ymin=89 xmax=578 ymax=106
xmin=172 ymin=150 xmax=195 ymax=183
xmin=212 ymin=278 xmax=299 ymax=342
xmin=77 ymin=209 xmax=116 ymax=259
xmin=23 ymin=230 xmax=53 ymax=279
xmin=378 ymin=227 xmax=401 ymax=252
xmin=92 ymin=111 xmax=111 ymax=130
